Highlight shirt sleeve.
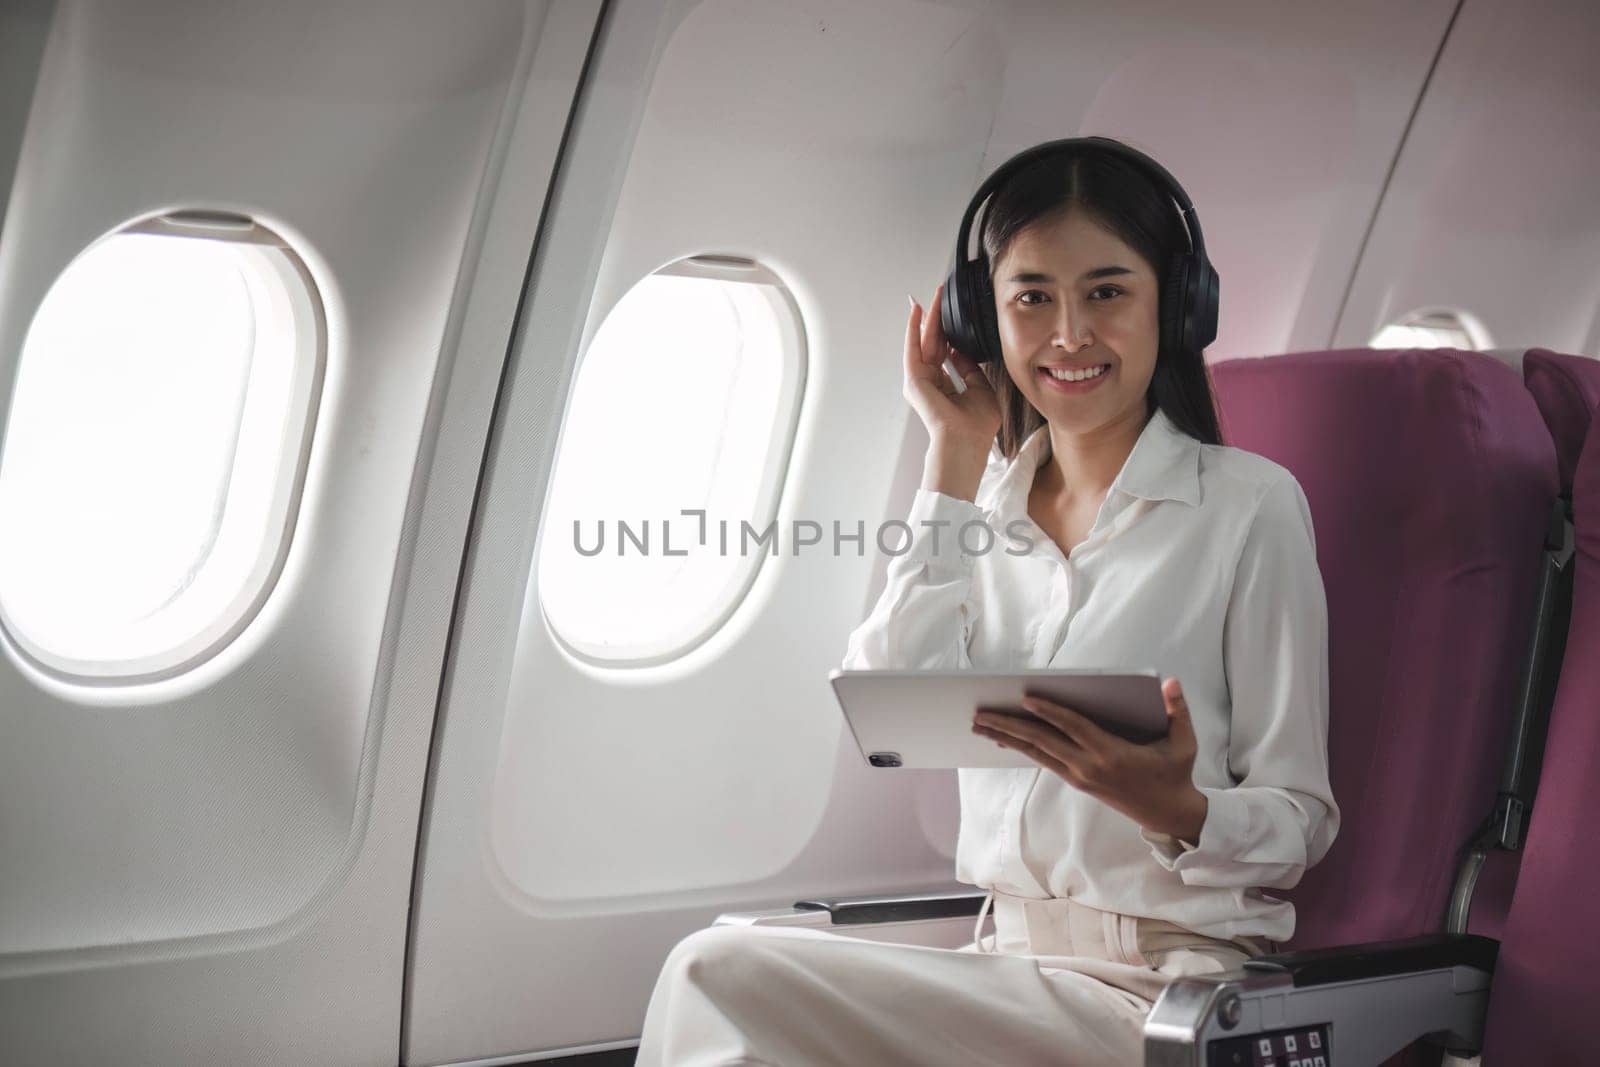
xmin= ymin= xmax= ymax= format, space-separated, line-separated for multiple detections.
xmin=839 ymin=487 xmax=988 ymax=671
xmin=1140 ymin=473 xmax=1341 ymax=890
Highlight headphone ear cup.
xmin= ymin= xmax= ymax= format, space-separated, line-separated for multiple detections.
xmin=1192 ymin=259 xmax=1219 ymax=350
xmin=939 ymin=265 xmax=972 ymax=361
xmin=942 ymin=260 xmax=993 ymax=363
xmin=1162 ymin=252 xmax=1191 ymax=358
xmin=973 ymin=266 xmax=1000 ymax=364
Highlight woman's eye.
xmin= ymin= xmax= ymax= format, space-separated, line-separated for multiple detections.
xmin=1015 ymin=286 xmax=1121 ymax=305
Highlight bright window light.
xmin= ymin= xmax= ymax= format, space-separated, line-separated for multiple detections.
xmin=537 ymin=256 xmax=805 ymax=665
xmin=0 ymin=213 xmax=324 ymax=681
xmin=1370 ymin=308 xmax=1492 ymax=351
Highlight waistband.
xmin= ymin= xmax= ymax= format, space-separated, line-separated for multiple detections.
xmin=970 ymin=887 xmax=1272 ymax=965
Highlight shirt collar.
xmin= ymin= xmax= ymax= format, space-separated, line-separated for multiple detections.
xmin=981 ymin=407 xmax=1202 ymax=524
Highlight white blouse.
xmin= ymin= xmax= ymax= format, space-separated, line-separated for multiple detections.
xmin=839 ymin=407 xmax=1339 ymax=944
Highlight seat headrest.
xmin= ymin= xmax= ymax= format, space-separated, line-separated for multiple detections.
xmin=1212 ymin=348 xmax=1556 ymax=540
xmin=1523 ymin=349 xmax=1600 ymax=496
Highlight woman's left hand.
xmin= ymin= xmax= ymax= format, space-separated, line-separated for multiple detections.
xmin=972 ymin=677 xmax=1208 ymax=842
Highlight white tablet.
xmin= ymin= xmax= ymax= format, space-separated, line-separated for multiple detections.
xmin=827 ymin=668 xmax=1169 ymax=769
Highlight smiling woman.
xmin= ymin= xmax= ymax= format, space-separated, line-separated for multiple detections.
xmin=635 ymin=138 xmax=1338 ymax=1067
xmin=977 ymin=141 xmax=1223 ymax=460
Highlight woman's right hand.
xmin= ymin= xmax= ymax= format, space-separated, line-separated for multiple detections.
xmin=904 ymin=283 xmax=1003 ymax=489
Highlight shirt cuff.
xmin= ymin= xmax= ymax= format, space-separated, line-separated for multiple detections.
xmin=1141 ymin=787 xmax=1247 ymax=874
xmin=901 ymin=487 xmax=988 ymax=574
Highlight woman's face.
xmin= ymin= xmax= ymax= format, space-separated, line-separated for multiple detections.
xmin=991 ymin=209 xmax=1161 ymax=433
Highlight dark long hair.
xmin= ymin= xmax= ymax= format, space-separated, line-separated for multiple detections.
xmin=976 ymin=140 xmax=1225 ymax=459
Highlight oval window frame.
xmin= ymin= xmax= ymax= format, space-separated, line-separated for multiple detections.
xmin=0 ymin=210 xmax=327 ymax=684
xmin=535 ymin=253 xmax=808 ymax=668
xmin=1369 ymin=306 xmax=1493 ymax=351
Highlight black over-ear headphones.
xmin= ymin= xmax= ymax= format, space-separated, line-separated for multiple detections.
xmin=939 ymin=136 xmax=1218 ymax=365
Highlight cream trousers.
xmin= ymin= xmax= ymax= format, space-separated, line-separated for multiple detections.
xmin=634 ymin=889 xmax=1270 ymax=1067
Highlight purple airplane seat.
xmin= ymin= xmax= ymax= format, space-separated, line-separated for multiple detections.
xmin=1464 ymin=347 xmax=1600 ymax=944
xmin=1477 ymin=382 xmax=1600 ymax=1063
xmin=1209 ymin=347 xmax=1558 ymax=951
xmin=1143 ymin=347 xmax=1561 ymax=1065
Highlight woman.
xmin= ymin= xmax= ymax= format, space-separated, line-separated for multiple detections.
xmin=635 ymin=138 xmax=1339 ymax=1066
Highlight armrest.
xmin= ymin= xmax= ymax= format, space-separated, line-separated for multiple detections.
xmin=793 ymin=889 xmax=988 ymax=925
xmin=1145 ymin=934 xmax=1499 ymax=1066
xmin=1243 ymin=933 xmax=1499 ymax=987
xmin=714 ymin=887 xmax=988 ymax=950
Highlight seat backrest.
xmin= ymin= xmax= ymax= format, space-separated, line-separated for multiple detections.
xmin=1210 ymin=348 xmax=1559 ymax=950
xmin=1479 ymin=383 xmax=1600 ymax=1063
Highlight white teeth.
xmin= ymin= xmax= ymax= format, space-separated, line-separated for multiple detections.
xmin=1046 ymin=364 xmax=1108 ymax=382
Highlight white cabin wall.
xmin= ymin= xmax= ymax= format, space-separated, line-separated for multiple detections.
xmin=1334 ymin=0 xmax=1600 ymax=358
xmin=0 ymin=0 xmax=523 ymax=961
xmin=408 ymin=0 xmax=1008 ymax=1060
xmin=0 ymin=1 xmax=601 ymax=1063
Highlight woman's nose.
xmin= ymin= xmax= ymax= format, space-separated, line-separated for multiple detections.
xmin=1052 ymin=304 xmax=1094 ymax=352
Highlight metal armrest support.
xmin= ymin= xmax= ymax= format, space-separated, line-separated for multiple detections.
xmin=1145 ymin=934 xmax=1498 ymax=1066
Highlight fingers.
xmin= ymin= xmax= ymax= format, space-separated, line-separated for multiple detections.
xmin=973 ymin=709 xmax=1078 ymax=754
xmin=1017 ymin=694 xmax=1113 ymax=753
xmin=973 ymin=721 xmax=1089 ymax=789
xmin=926 ymin=281 xmax=948 ymax=356
xmin=904 ymin=294 xmax=922 ymax=381
xmin=946 ymin=345 xmax=980 ymax=382
xmin=906 ymin=288 xmax=948 ymax=377
xmin=920 ymin=281 xmax=945 ymax=367
xmin=908 ymin=286 xmax=969 ymax=406
xmin=1162 ymin=677 xmax=1196 ymax=743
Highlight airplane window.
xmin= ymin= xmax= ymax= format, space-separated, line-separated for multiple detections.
xmin=537 ymin=255 xmax=805 ymax=665
xmin=1369 ymin=307 xmax=1492 ymax=351
xmin=0 ymin=212 xmax=324 ymax=682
